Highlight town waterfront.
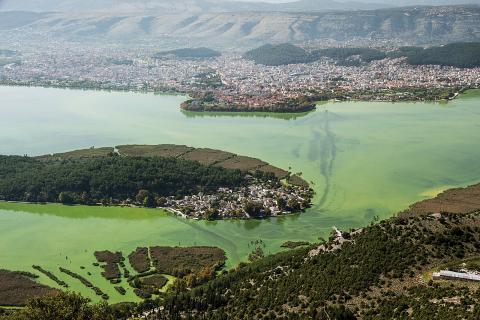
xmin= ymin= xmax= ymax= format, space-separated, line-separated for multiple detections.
xmin=1 ymin=86 xmax=480 ymax=303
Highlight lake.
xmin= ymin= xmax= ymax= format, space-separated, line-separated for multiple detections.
xmin=1 ymin=86 xmax=479 ymax=303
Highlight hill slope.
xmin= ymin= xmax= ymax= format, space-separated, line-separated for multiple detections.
xmin=143 ymin=183 xmax=480 ymax=319
xmin=0 ymin=6 xmax=479 ymax=47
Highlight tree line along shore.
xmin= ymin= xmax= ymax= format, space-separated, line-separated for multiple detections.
xmin=0 ymin=145 xmax=313 ymax=220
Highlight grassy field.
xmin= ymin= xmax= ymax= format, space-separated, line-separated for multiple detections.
xmin=36 ymin=147 xmax=114 ymax=160
xmin=116 ymin=144 xmax=295 ymax=183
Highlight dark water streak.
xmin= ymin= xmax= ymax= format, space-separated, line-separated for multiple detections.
xmin=315 ymin=110 xmax=337 ymax=209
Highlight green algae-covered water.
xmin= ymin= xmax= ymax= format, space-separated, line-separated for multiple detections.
xmin=1 ymin=86 xmax=480 ymax=303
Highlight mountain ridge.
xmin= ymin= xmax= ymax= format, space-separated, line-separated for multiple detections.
xmin=1 ymin=5 xmax=478 ymax=47
xmin=0 ymin=0 xmax=392 ymax=14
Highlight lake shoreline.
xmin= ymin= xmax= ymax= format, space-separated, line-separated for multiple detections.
xmin=1 ymin=85 xmax=479 ymax=304
xmin=0 ymin=82 xmax=475 ymax=114
xmin=0 ymin=145 xmax=314 ymax=220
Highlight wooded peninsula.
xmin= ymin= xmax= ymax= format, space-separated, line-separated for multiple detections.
xmin=0 ymin=145 xmax=313 ymax=220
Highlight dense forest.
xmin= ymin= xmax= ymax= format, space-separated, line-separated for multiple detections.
xmin=243 ymin=44 xmax=386 ymax=66
xmin=311 ymin=48 xmax=386 ymax=66
xmin=398 ymin=42 xmax=480 ymax=68
xmin=0 ymin=154 xmax=246 ymax=205
xmin=154 ymin=47 xmax=221 ymax=59
xmin=243 ymin=44 xmax=315 ymax=66
xmin=243 ymin=42 xmax=480 ymax=68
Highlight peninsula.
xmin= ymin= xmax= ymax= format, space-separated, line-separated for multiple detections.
xmin=0 ymin=145 xmax=313 ymax=220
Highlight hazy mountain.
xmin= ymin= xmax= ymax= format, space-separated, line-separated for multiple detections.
xmin=361 ymin=0 xmax=480 ymax=5
xmin=1 ymin=0 xmax=479 ymax=14
xmin=0 ymin=5 xmax=478 ymax=47
xmin=0 ymin=0 xmax=390 ymax=13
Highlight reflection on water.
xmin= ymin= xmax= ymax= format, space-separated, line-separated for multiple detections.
xmin=0 ymin=201 xmax=167 ymax=220
xmin=181 ymin=109 xmax=315 ymax=121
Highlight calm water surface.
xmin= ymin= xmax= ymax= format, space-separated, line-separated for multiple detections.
xmin=1 ymin=86 xmax=479 ymax=302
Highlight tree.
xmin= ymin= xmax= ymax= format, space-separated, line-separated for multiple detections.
xmin=79 ymin=192 xmax=90 ymax=205
xmin=58 ymin=192 xmax=74 ymax=205
xmin=136 ymin=190 xmax=150 ymax=204
xmin=277 ymin=197 xmax=287 ymax=211
xmin=2 ymin=292 xmax=115 ymax=320
xmin=143 ymin=196 xmax=155 ymax=208
xmin=156 ymin=196 xmax=167 ymax=207
xmin=243 ymin=201 xmax=264 ymax=218
xmin=287 ymin=199 xmax=301 ymax=211
xmin=204 ymin=208 xmax=219 ymax=220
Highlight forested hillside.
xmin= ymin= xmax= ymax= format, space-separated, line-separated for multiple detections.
xmin=147 ymin=208 xmax=480 ymax=319
xmin=243 ymin=44 xmax=314 ymax=66
xmin=244 ymin=42 xmax=480 ymax=68
xmin=401 ymin=42 xmax=480 ymax=68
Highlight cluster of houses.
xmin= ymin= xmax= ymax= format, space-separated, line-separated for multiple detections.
xmin=3 ymin=45 xmax=480 ymax=110
xmin=161 ymin=181 xmax=312 ymax=220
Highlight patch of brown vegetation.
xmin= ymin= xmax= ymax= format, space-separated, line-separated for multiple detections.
xmin=31 ymin=265 xmax=68 ymax=288
xmin=215 ymin=155 xmax=267 ymax=171
xmin=117 ymin=144 xmax=297 ymax=183
xmin=115 ymin=286 xmax=126 ymax=295
xmin=116 ymin=145 xmax=193 ymax=158
xmin=256 ymin=164 xmax=289 ymax=179
xmin=59 ymin=267 xmax=108 ymax=300
xmin=128 ymin=247 xmax=151 ymax=273
xmin=36 ymin=147 xmax=114 ymax=161
xmin=101 ymin=264 xmax=121 ymax=280
xmin=280 ymin=241 xmax=311 ymax=249
xmin=130 ymin=274 xmax=168 ymax=299
xmin=150 ymin=246 xmax=226 ymax=275
xmin=287 ymin=175 xmax=309 ymax=188
xmin=0 ymin=270 xmax=58 ymax=306
xmin=94 ymin=251 xmax=123 ymax=264
xmin=140 ymin=275 xmax=168 ymax=290
xmin=180 ymin=148 xmax=235 ymax=165
xmin=402 ymin=183 xmax=480 ymax=217
xmin=94 ymin=251 xmax=124 ymax=280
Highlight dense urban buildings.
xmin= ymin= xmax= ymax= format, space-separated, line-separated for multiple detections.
xmin=1 ymin=44 xmax=479 ymax=110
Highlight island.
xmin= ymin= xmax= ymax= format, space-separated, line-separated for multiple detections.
xmin=181 ymin=92 xmax=317 ymax=113
xmin=0 ymin=145 xmax=313 ymax=220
